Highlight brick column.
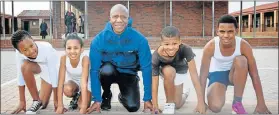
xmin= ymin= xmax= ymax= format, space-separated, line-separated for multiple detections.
xmin=274 ymin=10 xmax=278 ymax=32
xmin=52 ymin=1 xmax=62 ymax=39
xmin=248 ymin=14 xmax=252 ymax=32
xmin=260 ymin=12 xmax=264 ymax=32
xmin=61 ymin=1 xmax=65 ymax=35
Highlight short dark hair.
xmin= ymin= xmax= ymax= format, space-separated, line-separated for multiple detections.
xmin=160 ymin=26 xmax=180 ymax=40
xmin=11 ymin=30 xmax=32 ymax=50
xmin=218 ymin=14 xmax=238 ymax=28
xmin=64 ymin=33 xmax=84 ymax=48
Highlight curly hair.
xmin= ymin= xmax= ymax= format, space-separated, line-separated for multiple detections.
xmin=11 ymin=30 xmax=32 ymax=50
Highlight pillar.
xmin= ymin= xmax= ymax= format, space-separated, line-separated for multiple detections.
xmin=52 ymin=1 xmax=62 ymax=39
xmin=17 ymin=18 xmax=21 ymax=30
xmin=260 ymin=12 xmax=264 ymax=32
xmin=39 ymin=18 xmax=42 ymax=35
xmin=61 ymin=1 xmax=65 ymax=22
xmin=248 ymin=14 xmax=252 ymax=32
xmin=274 ymin=10 xmax=278 ymax=32
xmin=9 ymin=18 xmax=11 ymax=34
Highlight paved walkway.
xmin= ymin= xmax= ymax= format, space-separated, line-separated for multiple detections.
xmin=1 ymin=48 xmax=278 ymax=114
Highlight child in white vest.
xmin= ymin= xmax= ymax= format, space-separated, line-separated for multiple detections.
xmin=56 ymin=33 xmax=91 ymax=114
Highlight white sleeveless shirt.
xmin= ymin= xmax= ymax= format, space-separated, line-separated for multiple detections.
xmin=209 ymin=36 xmax=242 ymax=72
xmin=66 ymin=53 xmax=87 ymax=84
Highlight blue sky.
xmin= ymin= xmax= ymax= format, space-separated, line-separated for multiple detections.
xmin=0 ymin=1 xmax=277 ymax=16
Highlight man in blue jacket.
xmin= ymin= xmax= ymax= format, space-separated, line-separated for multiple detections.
xmin=87 ymin=4 xmax=153 ymax=113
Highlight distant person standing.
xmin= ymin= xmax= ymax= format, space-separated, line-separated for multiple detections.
xmin=72 ymin=17 xmax=77 ymax=33
xmin=40 ymin=20 xmax=48 ymax=39
xmin=81 ymin=15 xmax=85 ymax=34
xmin=65 ymin=8 xmax=75 ymax=37
xmin=77 ymin=16 xmax=83 ymax=33
xmin=0 ymin=25 xmax=2 ymax=34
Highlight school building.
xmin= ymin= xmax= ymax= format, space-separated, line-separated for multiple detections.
xmin=0 ymin=13 xmax=17 ymax=35
xmin=1 ymin=1 xmax=278 ymax=49
xmin=230 ymin=2 xmax=278 ymax=38
xmin=17 ymin=10 xmax=51 ymax=36
xmin=1 ymin=10 xmax=50 ymax=36
xmin=52 ymin=1 xmax=227 ymax=39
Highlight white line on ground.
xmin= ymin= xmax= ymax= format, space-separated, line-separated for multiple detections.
xmin=258 ymin=68 xmax=278 ymax=70
xmin=1 ymin=68 xmax=277 ymax=87
xmin=1 ymin=78 xmax=17 ymax=87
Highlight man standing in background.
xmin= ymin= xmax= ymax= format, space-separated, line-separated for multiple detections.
xmin=64 ymin=7 xmax=75 ymax=37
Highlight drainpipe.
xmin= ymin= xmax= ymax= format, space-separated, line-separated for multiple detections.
xmin=212 ymin=0 xmax=214 ymax=38
xmin=253 ymin=1 xmax=256 ymax=38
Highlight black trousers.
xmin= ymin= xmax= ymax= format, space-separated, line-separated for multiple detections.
xmin=99 ymin=63 xmax=140 ymax=112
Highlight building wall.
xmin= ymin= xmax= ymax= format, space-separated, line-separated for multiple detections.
xmin=87 ymin=1 xmax=228 ymax=38
xmin=52 ymin=1 xmax=228 ymax=39
xmin=20 ymin=19 xmax=50 ymax=36
xmin=87 ymin=1 xmax=127 ymax=38
xmin=129 ymin=1 xmax=165 ymax=37
xmin=29 ymin=19 xmax=40 ymax=36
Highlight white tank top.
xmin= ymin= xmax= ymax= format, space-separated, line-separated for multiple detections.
xmin=209 ymin=36 xmax=242 ymax=72
xmin=66 ymin=53 xmax=87 ymax=83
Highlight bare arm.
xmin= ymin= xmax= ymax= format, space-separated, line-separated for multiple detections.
xmin=15 ymin=50 xmax=26 ymax=101
xmin=80 ymin=56 xmax=90 ymax=109
xmin=11 ymin=51 xmax=27 ymax=114
xmin=57 ymin=56 xmax=66 ymax=107
xmin=18 ymin=86 xmax=26 ymax=102
xmin=152 ymin=76 xmax=159 ymax=108
xmin=241 ymin=41 xmax=266 ymax=105
xmin=11 ymin=86 xmax=27 ymax=114
xmin=188 ymin=59 xmax=205 ymax=104
xmin=199 ymin=41 xmax=214 ymax=100
xmin=151 ymin=51 xmax=160 ymax=109
xmin=53 ymin=87 xmax=58 ymax=103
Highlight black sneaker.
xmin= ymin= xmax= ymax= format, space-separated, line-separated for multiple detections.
xmin=101 ymin=92 xmax=112 ymax=110
xmin=68 ymin=91 xmax=81 ymax=111
xmin=26 ymin=100 xmax=42 ymax=114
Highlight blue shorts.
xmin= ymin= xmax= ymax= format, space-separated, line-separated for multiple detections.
xmin=208 ymin=70 xmax=233 ymax=87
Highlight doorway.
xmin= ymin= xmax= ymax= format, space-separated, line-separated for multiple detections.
xmin=23 ymin=21 xmax=30 ymax=32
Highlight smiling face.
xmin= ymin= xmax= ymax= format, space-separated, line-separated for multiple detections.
xmin=17 ymin=38 xmax=38 ymax=59
xmin=109 ymin=5 xmax=129 ymax=34
xmin=217 ymin=23 xmax=238 ymax=46
xmin=161 ymin=36 xmax=181 ymax=57
xmin=65 ymin=39 xmax=83 ymax=60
